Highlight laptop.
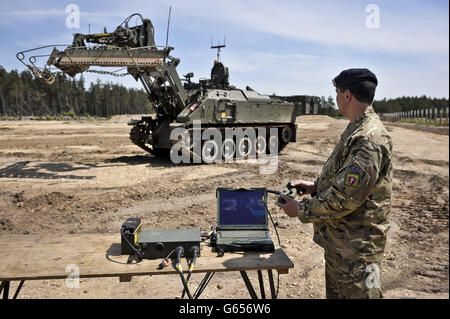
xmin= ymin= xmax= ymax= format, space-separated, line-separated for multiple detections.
xmin=215 ymin=188 xmax=274 ymax=252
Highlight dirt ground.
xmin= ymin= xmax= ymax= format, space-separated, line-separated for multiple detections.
xmin=0 ymin=115 xmax=448 ymax=299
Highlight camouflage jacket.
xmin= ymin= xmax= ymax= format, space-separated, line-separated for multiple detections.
xmin=298 ymin=108 xmax=393 ymax=262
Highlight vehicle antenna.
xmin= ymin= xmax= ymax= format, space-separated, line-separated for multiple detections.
xmin=211 ymin=36 xmax=226 ymax=62
xmin=165 ymin=6 xmax=172 ymax=48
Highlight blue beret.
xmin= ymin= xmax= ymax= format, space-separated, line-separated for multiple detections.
xmin=333 ymin=68 xmax=378 ymax=87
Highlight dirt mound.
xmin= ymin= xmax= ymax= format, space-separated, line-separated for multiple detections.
xmin=22 ymin=192 xmax=74 ymax=209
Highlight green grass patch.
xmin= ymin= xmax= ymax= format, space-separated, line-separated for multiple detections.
xmin=61 ymin=110 xmax=77 ymax=119
xmin=400 ymin=119 xmax=449 ymax=127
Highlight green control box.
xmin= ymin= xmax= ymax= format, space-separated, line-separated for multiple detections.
xmin=137 ymin=229 xmax=201 ymax=259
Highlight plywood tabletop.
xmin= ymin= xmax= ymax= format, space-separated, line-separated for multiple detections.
xmin=0 ymin=234 xmax=294 ymax=282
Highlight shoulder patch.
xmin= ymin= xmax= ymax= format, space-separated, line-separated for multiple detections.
xmin=349 ymin=166 xmax=360 ymax=173
xmin=345 ymin=173 xmax=359 ymax=187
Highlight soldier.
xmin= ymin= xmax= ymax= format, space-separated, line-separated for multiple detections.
xmin=276 ymin=68 xmax=393 ymax=299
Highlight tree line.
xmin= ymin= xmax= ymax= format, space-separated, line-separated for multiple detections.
xmin=318 ymin=96 xmax=340 ymax=117
xmin=1 ymin=66 xmax=448 ymax=118
xmin=0 ymin=66 xmax=152 ymax=117
xmin=372 ymin=96 xmax=448 ymax=114
xmin=318 ymin=95 xmax=448 ymax=117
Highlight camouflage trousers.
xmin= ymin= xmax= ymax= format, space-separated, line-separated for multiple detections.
xmin=324 ymin=251 xmax=383 ymax=299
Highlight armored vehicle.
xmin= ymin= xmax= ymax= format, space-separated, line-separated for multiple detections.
xmin=17 ymin=13 xmax=318 ymax=162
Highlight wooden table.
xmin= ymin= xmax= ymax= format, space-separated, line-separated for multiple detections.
xmin=0 ymin=234 xmax=294 ymax=299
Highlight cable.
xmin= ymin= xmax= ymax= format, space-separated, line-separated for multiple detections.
xmin=118 ymin=13 xmax=144 ymax=29
xmin=181 ymin=246 xmax=199 ymax=299
xmin=158 ymin=249 xmax=175 ymax=270
xmin=263 ymin=200 xmax=281 ymax=247
xmin=120 ymin=228 xmax=144 ymax=259
xmin=174 ymin=246 xmax=193 ymax=299
xmin=262 ymin=198 xmax=281 ymax=299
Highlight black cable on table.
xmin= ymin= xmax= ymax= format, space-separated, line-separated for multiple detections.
xmin=263 ymin=199 xmax=281 ymax=299
xmin=181 ymin=246 xmax=199 ymax=299
xmin=174 ymin=246 xmax=193 ymax=299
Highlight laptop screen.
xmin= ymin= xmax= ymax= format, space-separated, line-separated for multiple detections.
xmin=218 ymin=189 xmax=267 ymax=227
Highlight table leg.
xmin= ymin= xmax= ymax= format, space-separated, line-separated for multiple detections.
xmin=240 ymin=271 xmax=258 ymax=299
xmin=1 ymin=281 xmax=10 ymax=299
xmin=1 ymin=280 xmax=25 ymax=299
xmin=193 ymin=272 xmax=215 ymax=299
xmin=268 ymin=269 xmax=276 ymax=299
xmin=13 ymin=280 xmax=25 ymax=299
xmin=257 ymin=270 xmax=266 ymax=299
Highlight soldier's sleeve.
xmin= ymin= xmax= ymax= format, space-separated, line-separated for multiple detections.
xmin=298 ymin=138 xmax=383 ymax=223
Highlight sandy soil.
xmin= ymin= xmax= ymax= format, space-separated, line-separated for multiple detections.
xmin=0 ymin=114 xmax=448 ymax=299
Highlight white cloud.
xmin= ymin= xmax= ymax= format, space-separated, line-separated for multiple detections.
xmin=0 ymin=9 xmax=65 ymax=17
xmin=160 ymin=0 xmax=448 ymax=55
xmin=0 ymin=8 xmax=129 ymax=27
xmin=3 ymin=1 xmax=447 ymax=54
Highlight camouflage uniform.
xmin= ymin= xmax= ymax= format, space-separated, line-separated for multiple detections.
xmin=297 ymin=107 xmax=393 ymax=299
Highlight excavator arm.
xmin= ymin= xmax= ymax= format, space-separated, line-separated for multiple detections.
xmin=16 ymin=14 xmax=188 ymax=119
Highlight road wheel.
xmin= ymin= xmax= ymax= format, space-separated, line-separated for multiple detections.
xmin=202 ymin=140 xmax=220 ymax=163
xmin=237 ymin=136 xmax=253 ymax=159
xmin=255 ymin=135 xmax=267 ymax=155
xmin=268 ymin=135 xmax=279 ymax=153
xmin=281 ymin=126 xmax=292 ymax=144
xmin=222 ymin=138 xmax=235 ymax=161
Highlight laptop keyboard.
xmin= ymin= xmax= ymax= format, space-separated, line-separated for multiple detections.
xmin=220 ymin=231 xmax=268 ymax=239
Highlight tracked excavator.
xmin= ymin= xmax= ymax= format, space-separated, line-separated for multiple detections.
xmin=17 ymin=13 xmax=318 ymax=162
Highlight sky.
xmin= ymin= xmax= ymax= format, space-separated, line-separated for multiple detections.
xmin=0 ymin=0 xmax=448 ymax=100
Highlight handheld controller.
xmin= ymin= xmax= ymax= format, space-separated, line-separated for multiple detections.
xmin=277 ymin=182 xmax=306 ymax=204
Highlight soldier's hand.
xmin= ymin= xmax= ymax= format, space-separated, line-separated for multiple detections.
xmin=276 ymin=195 xmax=299 ymax=218
xmin=290 ymin=180 xmax=316 ymax=196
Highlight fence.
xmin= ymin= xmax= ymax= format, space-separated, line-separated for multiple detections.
xmin=381 ymin=107 xmax=449 ymax=126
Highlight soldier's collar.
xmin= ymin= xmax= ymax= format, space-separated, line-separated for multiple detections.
xmin=354 ymin=106 xmax=375 ymax=124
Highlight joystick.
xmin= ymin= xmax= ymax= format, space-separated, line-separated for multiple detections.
xmin=277 ymin=182 xmax=306 ymax=204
